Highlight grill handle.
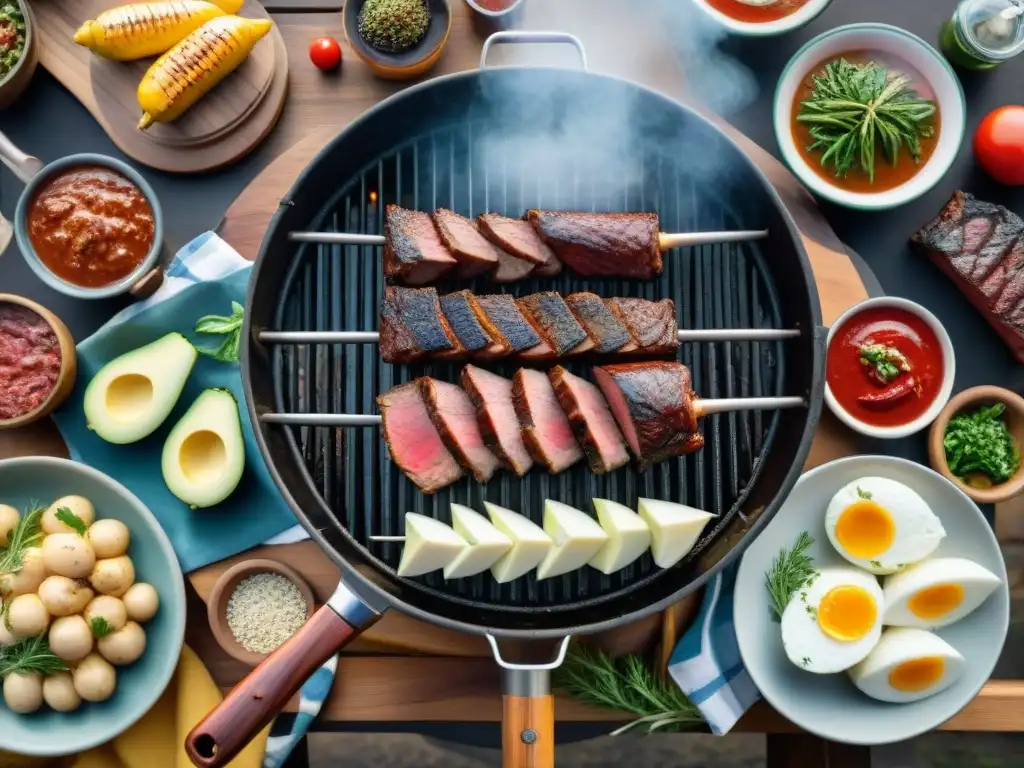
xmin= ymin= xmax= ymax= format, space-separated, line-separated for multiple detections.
xmin=480 ymin=31 xmax=588 ymax=70
xmin=184 ymin=582 xmax=382 ymax=768
xmin=489 ymin=635 xmax=571 ymax=768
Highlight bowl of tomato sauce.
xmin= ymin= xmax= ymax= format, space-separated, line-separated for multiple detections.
xmin=825 ymin=297 xmax=955 ymax=439
xmin=0 ymin=294 xmax=77 ymax=429
xmin=12 ymin=153 xmax=163 ymax=300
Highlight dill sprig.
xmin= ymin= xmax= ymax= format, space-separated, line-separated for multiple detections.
xmin=797 ymin=58 xmax=937 ymax=183
xmin=0 ymin=504 xmax=44 ymax=576
xmin=553 ymin=643 xmax=702 ymax=735
xmin=0 ymin=635 xmax=68 ymax=678
xmin=765 ymin=531 xmax=816 ymax=620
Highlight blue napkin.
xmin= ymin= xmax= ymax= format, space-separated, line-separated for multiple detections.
xmin=667 ymin=566 xmax=761 ymax=734
xmin=51 ymin=233 xmax=300 ymax=572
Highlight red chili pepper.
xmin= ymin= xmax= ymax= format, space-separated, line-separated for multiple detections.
xmin=857 ymin=376 xmax=919 ymax=411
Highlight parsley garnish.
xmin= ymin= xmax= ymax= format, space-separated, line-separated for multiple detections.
xmin=90 ymin=617 xmax=114 ymax=639
xmin=765 ymin=532 xmax=816 ymax=620
xmin=943 ymin=403 xmax=1021 ymax=485
xmin=870 ymin=560 xmax=883 ymax=569
xmin=856 ymin=486 xmax=872 ymax=500
xmin=194 ymin=302 xmax=244 ymax=364
xmin=55 ymin=507 xmax=87 ymax=537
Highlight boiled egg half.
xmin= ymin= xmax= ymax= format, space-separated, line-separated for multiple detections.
xmin=781 ymin=566 xmax=883 ymax=674
xmin=825 ymin=477 xmax=945 ymax=575
xmin=882 ymin=557 xmax=1002 ymax=629
xmin=849 ymin=627 xmax=965 ymax=703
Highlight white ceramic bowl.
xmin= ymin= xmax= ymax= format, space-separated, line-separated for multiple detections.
xmin=825 ymin=296 xmax=956 ymax=439
xmin=774 ymin=23 xmax=966 ymax=210
xmin=692 ymin=0 xmax=832 ymax=37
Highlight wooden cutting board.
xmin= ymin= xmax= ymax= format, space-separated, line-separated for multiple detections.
xmin=30 ymin=0 xmax=288 ymax=173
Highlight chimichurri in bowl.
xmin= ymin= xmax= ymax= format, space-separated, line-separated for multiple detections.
xmin=0 ymin=2 xmax=26 ymax=82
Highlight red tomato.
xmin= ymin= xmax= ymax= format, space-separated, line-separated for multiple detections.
xmin=975 ymin=106 xmax=1024 ymax=185
xmin=309 ymin=37 xmax=342 ymax=71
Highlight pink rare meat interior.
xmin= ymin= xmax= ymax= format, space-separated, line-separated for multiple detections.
xmin=460 ymin=365 xmax=534 ymax=475
xmin=593 ymin=366 xmax=642 ymax=457
xmin=420 ymin=378 xmax=500 ymax=483
xmin=512 ymin=368 xmax=584 ymax=473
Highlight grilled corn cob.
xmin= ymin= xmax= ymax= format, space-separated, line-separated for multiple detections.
xmin=136 ymin=15 xmax=273 ymax=130
xmin=73 ymin=0 xmax=245 ymax=61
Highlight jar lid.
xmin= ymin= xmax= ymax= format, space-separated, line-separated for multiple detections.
xmin=958 ymin=0 xmax=1024 ymax=61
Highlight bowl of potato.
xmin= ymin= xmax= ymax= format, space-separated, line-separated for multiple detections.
xmin=0 ymin=456 xmax=185 ymax=757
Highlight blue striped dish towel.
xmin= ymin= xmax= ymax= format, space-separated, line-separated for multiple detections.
xmin=667 ymin=565 xmax=760 ymax=735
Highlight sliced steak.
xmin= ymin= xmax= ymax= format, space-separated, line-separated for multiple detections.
xmin=526 ymin=210 xmax=662 ymax=279
xmin=380 ymin=286 xmax=463 ymax=364
xmin=512 ymin=368 xmax=583 ymax=473
xmin=460 ymin=365 xmax=534 ymax=476
xmin=565 ymin=292 xmax=633 ymax=354
xmin=377 ymin=382 xmax=463 ymax=494
xmin=548 ymin=366 xmax=629 ymax=474
xmin=605 ymin=298 xmax=678 ymax=355
xmin=383 ymin=205 xmax=457 ymax=285
xmin=419 ymin=378 xmax=500 ymax=483
xmin=432 ymin=208 xmax=501 ymax=279
xmin=440 ymin=290 xmax=505 ymax=358
xmin=594 ymin=362 xmax=704 ymax=471
xmin=478 ymin=212 xmax=562 ymax=276
xmin=469 ymin=293 xmax=541 ymax=354
xmin=491 ymin=247 xmax=536 ymax=283
xmin=518 ymin=292 xmax=591 ymax=357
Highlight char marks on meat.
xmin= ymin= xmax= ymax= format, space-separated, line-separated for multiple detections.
xmin=432 ymin=209 xmax=502 ymax=279
xmin=594 ymin=362 xmax=703 ymax=471
xmin=527 ymin=210 xmax=662 ymax=279
xmin=606 ymin=298 xmax=678 ymax=355
xmin=460 ymin=365 xmax=534 ymax=476
xmin=383 ymin=205 xmax=457 ymax=285
xmin=512 ymin=368 xmax=584 ymax=473
xmin=471 ymin=294 xmax=541 ymax=353
xmin=441 ymin=290 xmax=498 ymax=357
xmin=419 ymin=378 xmax=500 ymax=483
xmin=380 ymin=286 xmax=463 ymax=363
xmin=478 ymin=213 xmax=562 ymax=276
xmin=565 ymin=292 xmax=633 ymax=354
xmin=548 ymin=366 xmax=630 ymax=474
xmin=912 ymin=191 xmax=1024 ymax=362
xmin=377 ymin=382 xmax=463 ymax=494
xmin=519 ymin=292 xmax=591 ymax=356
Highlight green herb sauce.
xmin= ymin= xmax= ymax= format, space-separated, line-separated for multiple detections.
xmin=943 ymin=403 xmax=1021 ymax=485
xmin=358 ymin=0 xmax=430 ymax=54
xmin=0 ymin=2 xmax=25 ymax=81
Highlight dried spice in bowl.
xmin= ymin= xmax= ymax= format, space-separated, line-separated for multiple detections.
xmin=226 ymin=572 xmax=308 ymax=654
xmin=358 ymin=0 xmax=431 ymax=53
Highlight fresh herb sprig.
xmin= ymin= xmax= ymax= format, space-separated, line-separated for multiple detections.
xmin=765 ymin=531 xmax=816 ymax=620
xmin=0 ymin=505 xmax=44 ymax=577
xmin=90 ymin=617 xmax=114 ymax=639
xmin=553 ymin=643 xmax=702 ymax=735
xmin=194 ymin=302 xmax=244 ymax=364
xmin=944 ymin=403 xmax=1021 ymax=484
xmin=797 ymin=59 xmax=937 ymax=182
xmin=55 ymin=507 xmax=88 ymax=537
xmin=0 ymin=636 xmax=68 ymax=678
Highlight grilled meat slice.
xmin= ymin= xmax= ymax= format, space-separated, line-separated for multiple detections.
xmin=419 ymin=378 xmax=500 ymax=483
xmin=565 ymin=292 xmax=633 ymax=354
xmin=433 ymin=208 xmax=502 ymax=279
xmin=383 ymin=205 xmax=458 ymax=285
xmin=470 ymin=293 xmax=541 ymax=354
xmin=460 ymin=365 xmax=534 ymax=476
xmin=526 ymin=210 xmax=662 ymax=279
xmin=377 ymin=382 xmax=463 ymax=494
xmin=605 ymin=298 xmax=678 ymax=355
xmin=478 ymin=212 xmax=562 ymax=277
xmin=492 ymin=247 xmax=537 ymax=284
xmin=380 ymin=286 xmax=463 ymax=363
xmin=594 ymin=362 xmax=704 ymax=471
xmin=512 ymin=368 xmax=583 ymax=473
xmin=912 ymin=191 xmax=1024 ymax=363
xmin=519 ymin=292 xmax=591 ymax=357
xmin=548 ymin=366 xmax=629 ymax=474
xmin=440 ymin=290 xmax=502 ymax=358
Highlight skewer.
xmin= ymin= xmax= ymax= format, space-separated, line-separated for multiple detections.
xmin=288 ymin=230 xmax=770 ymax=249
xmin=258 ymin=328 xmax=801 ymax=344
xmin=258 ymin=396 xmax=807 ymax=426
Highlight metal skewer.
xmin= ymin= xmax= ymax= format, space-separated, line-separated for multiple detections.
xmin=288 ymin=230 xmax=770 ymax=249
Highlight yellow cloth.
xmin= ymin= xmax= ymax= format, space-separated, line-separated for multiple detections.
xmin=1 ymin=646 xmax=269 ymax=768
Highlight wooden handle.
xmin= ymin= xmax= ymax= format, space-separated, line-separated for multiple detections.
xmin=185 ymin=605 xmax=366 ymax=767
xmin=502 ymin=694 xmax=555 ymax=768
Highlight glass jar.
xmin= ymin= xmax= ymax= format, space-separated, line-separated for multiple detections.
xmin=940 ymin=0 xmax=1024 ymax=70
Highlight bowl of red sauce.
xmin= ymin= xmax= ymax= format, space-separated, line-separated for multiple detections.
xmin=693 ymin=0 xmax=832 ymax=37
xmin=0 ymin=294 xmax=76 ymax=429
xmin=464 ymin=0 xmax=524 ymax=32
xmin=14 ymin=154 xmax=163 ymax=300
xmin=825 ymin=297 xmax=955 ymax=439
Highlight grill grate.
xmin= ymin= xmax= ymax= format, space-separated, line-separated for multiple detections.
xmin=270 ymin=120 xmax=785 ymax=611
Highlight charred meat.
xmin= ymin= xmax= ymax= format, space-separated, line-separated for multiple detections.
xmin=548 ymin=365 xmax=630 ymax=474
xmin=377 ymin=382 xmax=463 ymax=494
xmin=478 ymin=212 xmax=562 ymax=277
xmin=594 ymin=362 xmax=704 ymax=471
xmin=512 ymin=368 xmax=584 ymax=473
xmin=440 ymin=290 xmax=501 ymax=357
xmin=432 ymin=209 xmax=502 ymax=279
xmin=565 ymin=292 xmax=633 ymax=354
xmin=470 ymin=293 xmax=542 ymax=354
xmin=527 ymin=210 xmax=662 ymax=279
xmin=419 ymin=378 xmax=500 ymax=483
xmin=383 ymin=205 xmax=457 ymax=285
xmin=460 ymin=365 xmax=534 ymax=476
xmin=606 ymin=297 xmax=678 ymax=355
xmin=380 ymin=286 xmax=463 ymax=363
xmin=519 ymin=292 xmax=591 ymax=356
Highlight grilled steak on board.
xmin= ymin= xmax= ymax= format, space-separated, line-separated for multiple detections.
xmin=383 ymin=205 xmax=458 ymax=285
xmin=478 ymin=213 xmax=562 ymax=277
xmin=380 ymin=286 xmax=463 ymax=363
xmin=912 ymin=191 xmax=1024 ymax=363
xmin=433 ymin=209 xmax=502 ymax=279
xmin=527 ymin=210 xmax=663 ymax=279
xmin=549 ymin=365 xmax=630 ymax=474
xmin=419 ymin=378 xmax=500 ymax=483
xmin=512 ymin=368 xmax=584 ymax=473
xmin=460 ymin=365 xmax=534 ymax=476
xmin=377 ymin=382 xmax=463 ymax=494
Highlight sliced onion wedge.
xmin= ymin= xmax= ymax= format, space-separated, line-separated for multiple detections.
xmin=588 ymin=498 xmax=652 ymax=574
xmin=536 ymin=500 xmax=609 ymax=581
xmin=484 ymin=502 xmax=552 ymax=583
xmin=444 ymin=504 xmax=513 ymax=579
xmin=637 ymin=499 xmax=715 ymax=569
xmin=396 ymin=513 xmax=467 ymax=577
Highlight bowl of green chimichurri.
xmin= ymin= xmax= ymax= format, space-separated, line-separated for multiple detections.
xmin=0 ymin=0 xmax=36 ymax=109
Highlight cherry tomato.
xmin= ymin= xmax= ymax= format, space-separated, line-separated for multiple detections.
xmin=974 ymin=106 xmax=1024 ymax=186
xmin=309 ymin=36 xmax=342 ymax=71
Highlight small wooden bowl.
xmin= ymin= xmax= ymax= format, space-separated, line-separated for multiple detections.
xmin=207 ymin=559 xmax=316 ymax=667
xmin=928 ymin=385 xmax=1024 ymax=504
xmin=0 ymin=294 xmax=77 ymax=430
xmin=343 ymin=0 xmax=452 ymax=81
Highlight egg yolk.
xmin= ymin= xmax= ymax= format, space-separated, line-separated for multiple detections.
xmin=888 ymin=656 xmax=945 ymax=692
xmin=908 ymin=583 xmax=965 ymax=619
xmin=835 ymin=501 xmax=895 ymax=559
xmin=817 ymin=585 xmax=878 ymax=642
